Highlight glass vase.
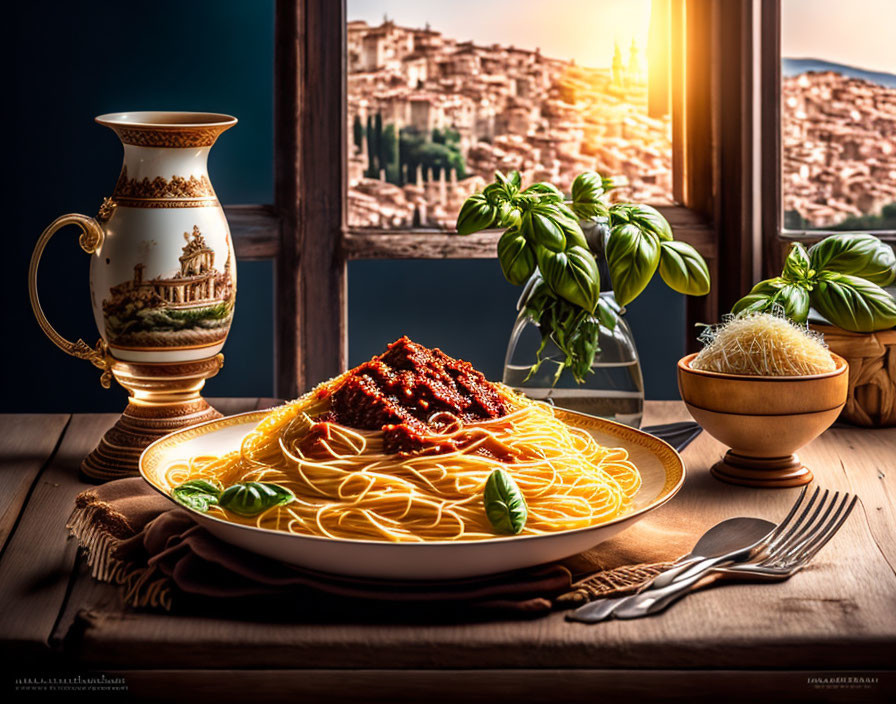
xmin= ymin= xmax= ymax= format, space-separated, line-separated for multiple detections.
xmin=501 ymin=222 xmax=645 ymax=427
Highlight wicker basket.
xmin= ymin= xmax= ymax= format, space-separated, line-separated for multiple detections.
xmin=811 ymin=323 xmax=896 ymax=427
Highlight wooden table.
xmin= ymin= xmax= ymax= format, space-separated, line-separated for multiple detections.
xmin=1 ymin=400 xmax=894 ymax=703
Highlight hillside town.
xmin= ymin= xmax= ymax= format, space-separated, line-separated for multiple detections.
xmin=346 ymin=18 xmax=672 ymax=230
xmin=782 ymin=71 xmax=896 ymax=229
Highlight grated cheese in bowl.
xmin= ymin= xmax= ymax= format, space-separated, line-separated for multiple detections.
xmin=691 ymin=311 xmax=837 ymax=376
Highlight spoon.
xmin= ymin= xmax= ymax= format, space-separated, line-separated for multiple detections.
xmin=567 ymin=517 xmax=776 ymax=623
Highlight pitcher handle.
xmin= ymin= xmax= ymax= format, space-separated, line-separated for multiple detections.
xmin=28 ymin=213 xmax=113 ymax=388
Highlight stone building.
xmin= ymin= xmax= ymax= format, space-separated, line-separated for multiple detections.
xmin=346 ymin=18 xmax=672 ymax=229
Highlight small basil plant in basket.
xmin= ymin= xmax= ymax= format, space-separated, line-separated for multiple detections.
xmin=455 ymin=170 xmax=710 ymax=425
xmin=731 ymin=234 xmax=896 ymax=332
xmin=729 ymin=234 xmax=896 ymax=428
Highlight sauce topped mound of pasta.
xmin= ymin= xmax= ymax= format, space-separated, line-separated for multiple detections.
xmin=165 ymin=338 xmax=642 ymax=542
xmin=322 ymin=336 xmax=508 ymax=454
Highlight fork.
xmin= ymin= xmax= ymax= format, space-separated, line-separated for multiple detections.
xmin=608 ymin=488 xmax=857 ymax=620
xmin=568 ymin=487 xmax=856 ymax=623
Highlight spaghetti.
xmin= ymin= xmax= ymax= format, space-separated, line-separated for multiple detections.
xmin=164 ymin=339 xmax=642 ymax=542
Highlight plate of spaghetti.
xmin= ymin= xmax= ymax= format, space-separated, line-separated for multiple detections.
xmin=140 ymin=337 xmax=684 ymax=580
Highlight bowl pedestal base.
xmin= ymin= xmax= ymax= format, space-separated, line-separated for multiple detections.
xmin=711 ymin=451 xmax=813 ymax=488
xmin=81 ymin=355 xmax=224 ymax=482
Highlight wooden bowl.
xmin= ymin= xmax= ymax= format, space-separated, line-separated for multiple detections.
xmin=677 ymin=353 xmax=848 ymax=488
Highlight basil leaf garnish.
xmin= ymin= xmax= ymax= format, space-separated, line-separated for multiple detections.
xmin=171 ymin=479 xmax=223 ymax=513
xmin=219 ymin=482 xmax=295 ymax=517
xmin=484 ymin=469 xmax=528 ymax=535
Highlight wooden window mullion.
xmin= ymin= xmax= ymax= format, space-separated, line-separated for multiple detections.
xmin=275 ymin=0 xmax=347 ymax=398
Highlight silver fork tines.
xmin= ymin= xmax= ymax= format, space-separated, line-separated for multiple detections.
xmin=760 ymin=493 xmax=857 ymax=569
xmin=765 ymin=486 xmax=818 ymax=552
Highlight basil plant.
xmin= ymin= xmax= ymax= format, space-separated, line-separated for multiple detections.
xmin=456 ymin=170 xmax=711 ymax=383
xmin=732 ymin=235 xmax=896 ymax=332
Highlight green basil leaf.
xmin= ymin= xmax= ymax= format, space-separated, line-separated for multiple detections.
xmin=606 ymin=223 xmax=661 ymax=307
xmin=568 ymin=316 xmax=600 ymax=382
xmin=571 ymin=171 xmax=604 ymax=202
xmin=622 ymin=203 xmax=673 ymax=241
xmin=570 ymin=171 xmax=608 ymax=219
xmin=596 ymin=299 xmax=618 ymax=331
xmin=731 ymin=292 xmax=774 ymax=316
xmin=608 ymin=203 xmax=632 ymax=224
xmin=483 ymin=468 xmax=528 ymax=535
xmin=496 ymin=200 xmax=521 ymax=228
xmin=808 ymin=234 xmax=896 ymax=286
xmin=497 ymin=227 xmax=537 ymax=286
xmin=731 ymin=278 xmax=811 ymax=322
xmin=597 ymin=297 xmax=620 ymax=331
xmin=482 ymin=182 xmax=508 ymax=206
xmin=456 ymin=194 xmax=498 ymax=235
xmin=553 ymin=204 xmax=590 ymax=251
xmin=811 ymin=273 xmax=896 ymax=332
xmin=219 ymin=482 xmax=296 ymax=517
xmin=782 ymin=243 xmax=813 ymax=283
xmin=493 ymin=169 xmax=522 ymax=196
xmin=521 ymin=182 xmax=564 ymax=203
xmin=775 ymin=283 xmax=811 ymax=322
xmin=537 ymin=246 xmax=600 ymax=312
xmin=171 ymin=479 xmax=223 ymax=513
xmin=520 ymin=203 xmax=566 ymax=252
xmin=658 ymin=241 xmax=711 ymax=296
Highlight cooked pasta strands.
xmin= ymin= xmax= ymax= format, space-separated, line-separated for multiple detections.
xmin=163 ymin=384 xmax=642 ymax=541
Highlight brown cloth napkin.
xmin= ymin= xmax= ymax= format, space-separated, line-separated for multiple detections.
xmin=67 ymin=423 xmax=702 ymax=615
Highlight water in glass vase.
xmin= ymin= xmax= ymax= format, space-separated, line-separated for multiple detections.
xmin=502 ymin=303 xmax=645 ymax=427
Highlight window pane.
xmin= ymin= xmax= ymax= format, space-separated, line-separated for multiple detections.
xmin=347 ymin=0 xmax=673 ymax=230
xmin=781 ymin=0 xmax=896 ymax=231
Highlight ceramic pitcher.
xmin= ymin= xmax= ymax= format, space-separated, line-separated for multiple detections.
xmin=29 ymin=111 xmax=238 ymax=378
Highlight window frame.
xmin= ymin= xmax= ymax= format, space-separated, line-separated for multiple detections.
xmin=760 ymin=0 xmax=896 ymax=280
xmin=229 ymin=0 xmax=757 ymax=398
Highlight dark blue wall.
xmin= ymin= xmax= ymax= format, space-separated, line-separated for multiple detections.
xmin=6 ymin=0 xmax=686 ymax=413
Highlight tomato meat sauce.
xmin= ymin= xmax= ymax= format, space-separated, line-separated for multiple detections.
xmin=308 ymin=337 xmax=514 ymax=457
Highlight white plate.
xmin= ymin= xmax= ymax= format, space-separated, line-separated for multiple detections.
xmin=140 ymin=409 xmax=685 ymax=580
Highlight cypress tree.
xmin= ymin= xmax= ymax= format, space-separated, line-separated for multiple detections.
xmin=365 ymin=115 xmax=376 ymax=177
xmin=352 ymin=115 xmax=363 ymax=154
